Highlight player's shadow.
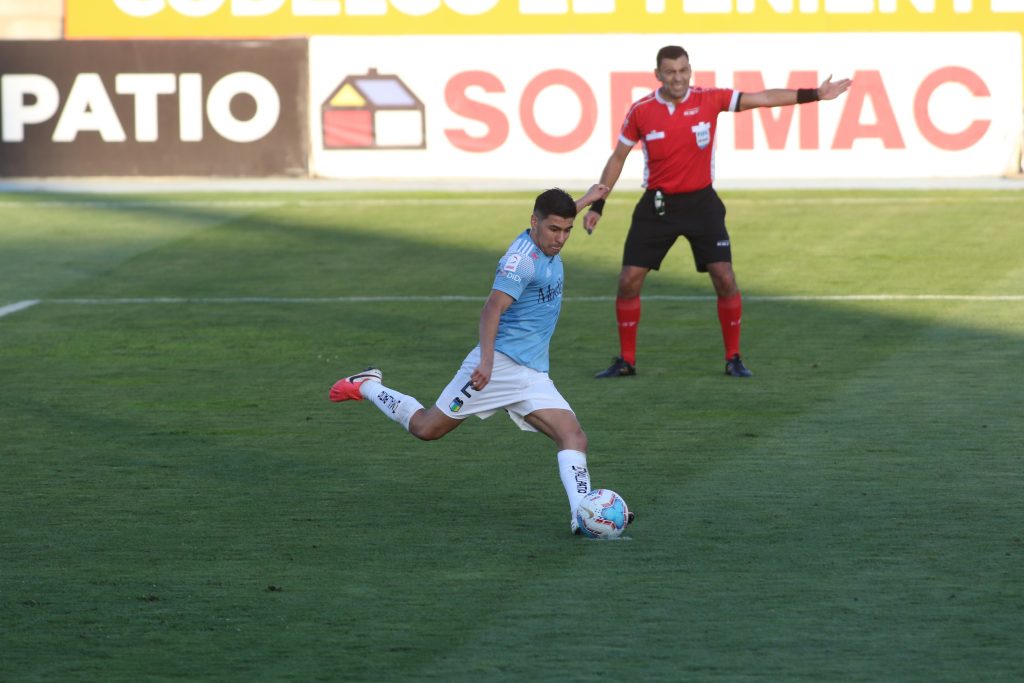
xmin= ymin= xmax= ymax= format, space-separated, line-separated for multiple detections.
xmin=9 ymin=190 xmax=1022 ymax=473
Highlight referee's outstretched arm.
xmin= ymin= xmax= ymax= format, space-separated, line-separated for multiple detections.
xmin=737 ymin=74 xmax=852 ymax=111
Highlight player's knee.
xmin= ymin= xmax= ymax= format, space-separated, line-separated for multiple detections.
xmin=710 ymin=268 xmax=738 ymax=296
xmin=618 ymin=268 xmax=646 ymax=298
xmin=407 ymin=412 xmax=446 ymax=441
xmin=617 ymin=277 xmax=643 ymax=298
xmin=562 ymin=428 xmax=588 ymax=453
xmin=410 ymin=423 xmax=445 ymax=441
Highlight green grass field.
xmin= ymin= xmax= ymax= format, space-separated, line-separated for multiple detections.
xmin=2 ymin=189 xmax=1022 ymax=682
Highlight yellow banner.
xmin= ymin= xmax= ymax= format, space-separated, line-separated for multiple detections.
xmin=66 ymin=0 xmax=1024 ymax=39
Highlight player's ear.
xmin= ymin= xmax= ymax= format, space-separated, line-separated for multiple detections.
xmin=530 ymin=213 xmax=539 ymax=229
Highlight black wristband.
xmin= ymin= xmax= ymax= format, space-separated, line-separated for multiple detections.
xmin=590 ymin=198 xmax=606 ymax=215
xmin=797 ymin=88 xmax=820 ymax=104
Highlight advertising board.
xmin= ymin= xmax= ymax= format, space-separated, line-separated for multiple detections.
xmin=0 ymin=39 xmax=309 ymax=176
xmin=308 ymin=33 xmax=1022 ymax=181
xmin=65 ymin=0 xmax=1024 ymax=39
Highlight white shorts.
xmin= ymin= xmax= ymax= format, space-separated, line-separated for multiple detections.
xmin=434 ymin=347 xmax=573 ymax=432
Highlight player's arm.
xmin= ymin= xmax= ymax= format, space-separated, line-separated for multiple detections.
xmin=585 ymin=140 xmax=633 ymax=234
xmin=575 ymin=183 xmax=610 ymax=215
xmin=473 ymin=289 xmax=515 ymax=391
xmin=737 ymin=74 xmax=852 ymax=111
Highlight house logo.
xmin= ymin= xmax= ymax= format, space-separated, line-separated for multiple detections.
xmin=321 ymin=69 xmax=425 ymax=150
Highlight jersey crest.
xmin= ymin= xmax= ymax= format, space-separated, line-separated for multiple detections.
xmin=691 ymin=121 xmax=712 ymax=149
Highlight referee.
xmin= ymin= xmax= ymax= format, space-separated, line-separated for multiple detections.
xmin=587 ymin=45 xmax=851 ymax=378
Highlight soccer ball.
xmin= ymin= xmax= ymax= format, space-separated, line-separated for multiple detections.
xmin=576 ymin=489 xmax=629 ymax=539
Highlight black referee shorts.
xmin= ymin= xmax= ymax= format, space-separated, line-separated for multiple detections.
xmin=622 ymin=185 xmax=731 ymax=273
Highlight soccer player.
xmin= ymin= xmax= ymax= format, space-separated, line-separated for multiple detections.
xmin=586 ymin=45 xmax=852 ymax=379
xmin=328 ymin=186 xmax=632 ymax=535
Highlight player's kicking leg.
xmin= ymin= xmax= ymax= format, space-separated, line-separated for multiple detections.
xmin=328 ymin=368 xmax=383 ymax=401
xmin=329 ymin=368 xmax=462 ymax=440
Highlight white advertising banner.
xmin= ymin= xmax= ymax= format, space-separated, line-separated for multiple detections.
xmin=310 ymin=33 xmax=1023 ymax=181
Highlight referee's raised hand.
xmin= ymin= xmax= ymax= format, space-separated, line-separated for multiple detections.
xmin=818 ymin=74 xmax=853 ymax=101
xmin=577 ymin=182 xmax=609 ymax=235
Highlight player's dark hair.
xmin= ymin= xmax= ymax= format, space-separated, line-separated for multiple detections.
xmin=657 ymin=45 xmax=689 ymax=68
xmin=533 ymin=188 xmax=577 ymax=219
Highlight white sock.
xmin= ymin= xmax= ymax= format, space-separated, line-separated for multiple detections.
xmin=360 ymin=381 xmax=424 ymax=431
xmin=557 ymin=450 xmax=591 ymax=518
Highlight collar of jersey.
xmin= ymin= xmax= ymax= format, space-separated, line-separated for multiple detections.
xmin=655 ymin=87 xmax=692 ymax=111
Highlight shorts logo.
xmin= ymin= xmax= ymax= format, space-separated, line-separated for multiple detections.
xmin=717 ymin=240 xmax=730 ymax=247
xmin=450 ymin=379 xmax=476 ymax=412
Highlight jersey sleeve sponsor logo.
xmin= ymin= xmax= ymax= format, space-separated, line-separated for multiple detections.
xmin=493 ymin=244 xmax=537 ymax=298
xmin=500 ymin=249 xmax=536 ymax=280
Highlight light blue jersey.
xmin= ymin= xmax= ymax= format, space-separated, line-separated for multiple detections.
xmin=490 ymin=229 xmax=564 ymax=373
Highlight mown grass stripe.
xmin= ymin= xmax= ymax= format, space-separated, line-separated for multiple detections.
xmin=1 ymin=195 xmax=1022 ymax=211
xmin=34 ymin=294 xmax=1024 ymax=305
